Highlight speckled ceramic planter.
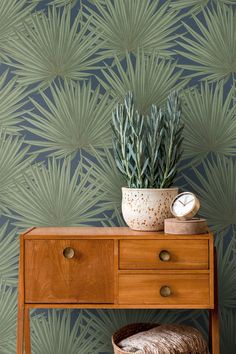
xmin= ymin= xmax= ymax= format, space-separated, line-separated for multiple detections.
xmin=121 ymin=187 xmax=178 ymax=231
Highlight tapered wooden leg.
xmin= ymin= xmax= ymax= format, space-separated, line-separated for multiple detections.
xmin=209 ymin=247 xmax=220 ymax=354
xmin=24 ymin=307 xmax=31 ymax=354
xmin=17 ymin=304 xmax=25 ymax=354
xmin=209 ymin=308 xmax=220 ymax=354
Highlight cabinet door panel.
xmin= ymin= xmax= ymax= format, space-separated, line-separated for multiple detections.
xmin=25 ymin=239 xmax=114 ymax=303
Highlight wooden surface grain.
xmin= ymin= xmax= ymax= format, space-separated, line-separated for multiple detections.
xmin=25 ymin=239 xmax=114 ymax=303
xmin=118 ymin=273 xmax=210 ymax=306
xmin=119 ymin=239 xmax=209 ymax=270
xmin=17 ymin=227 xmax=219 ymax=354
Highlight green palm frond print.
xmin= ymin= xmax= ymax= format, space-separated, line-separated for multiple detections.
xmin=31 ymin=310 xmax=103 ymax=354
xmin=0 ymin=70 xmax=29 ymax=134
xmin=87 ymin=0 xmax=106 ymax=3
xmin=24 ymin=81 xmax=114 ymax=158
xmin=218 ymin=236 xmax=236 ymax=308
xmin=0 ymin=0 xmax=236 ymax=352
xmin=6 ymin=158 xmax=105 ymax=229
xmin=177 ymin=5 xmax=236 ymax=83
xmin=170 ymin=0 xmax=236 ymax=14
xmin=6 ymin=6 xmax=103 ymax=88
xmin=0 ymin=282 xmax=17 ymax=354
xmin=182 ymin=83 xmax=236 ymax=164
xmin=101 ymin=207 xmax=126 ymax=226
xmin=100 ymin=51 xmax=188 ymax=115
xmin=0 ymin=131 xmax=35 ymax=214
xmin=0 ymin=0 xmax=35 ymax=61
xmin=0 ymin=222 xmax=19 ymax=287
xmin=220 ymin=309 xmax=236 ymax=354
xmin=31 ymin=0 xmax=77 ymax=6
xmin=185 ymin=156 xmax=236 ymax=235
xmin=86 ymin=0 xmax=180 ymax=59
xmin=50 ymin=0 xmax=77 ymax=7
xmin=82 ymin=147 xmax=125 ymax=210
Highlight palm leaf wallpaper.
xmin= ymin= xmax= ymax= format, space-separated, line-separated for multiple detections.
xmin=0 ymin=0 xmax=236 ymax=353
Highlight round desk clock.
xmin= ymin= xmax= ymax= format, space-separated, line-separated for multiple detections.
xmin=170 ymin=192 xmax=200 ymax=220
xmin=165 ymin=192 xmax=208 ymax=234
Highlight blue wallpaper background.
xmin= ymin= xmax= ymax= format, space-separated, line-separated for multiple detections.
xmin=0 ymin=0 xmax=236 ymax=352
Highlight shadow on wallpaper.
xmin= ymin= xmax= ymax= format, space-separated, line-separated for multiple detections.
xmin=0 ymin=0 xmax=236 ymax=352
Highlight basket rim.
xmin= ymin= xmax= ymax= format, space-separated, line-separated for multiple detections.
xmin=112 ymin=322 xmax=209 ymax=354
xmin=112 ymin=322 xmax=159 ymax=353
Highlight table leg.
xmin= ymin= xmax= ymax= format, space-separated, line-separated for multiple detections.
xmin=17 ymin=304 xmax=25 ymax=354
xmin=24 ymin=307 xmax=31 ymax=354
xmin=209 ymin=308 xmax=220 ymax=354
xmin=209 ymin=247 xmax=220 ymax=354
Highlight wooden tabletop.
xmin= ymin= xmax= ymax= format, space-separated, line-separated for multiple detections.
xmin=22 ymin=226 xmax=213 ymax=240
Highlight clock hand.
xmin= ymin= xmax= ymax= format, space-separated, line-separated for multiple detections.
xmin=184 ymin=198 xmax=195 ymax=206
xmin=178 ymin=199 xmax=185 ymax=206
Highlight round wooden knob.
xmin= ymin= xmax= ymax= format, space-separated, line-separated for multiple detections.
xmin=160 ymin=286 xmax=171 ymax=297
xmin=159 ymin=250 xmax=171 ymax=262
xmin=63 ymin=247 xmax=75 ymax=259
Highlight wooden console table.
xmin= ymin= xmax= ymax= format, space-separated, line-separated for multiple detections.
xmin=17 ymin=227 xmax=219 ymax=354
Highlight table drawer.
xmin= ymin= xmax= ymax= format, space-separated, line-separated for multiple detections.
xmin=118 ymin=273 xmax=210 ymax=306
xmin=25 ymin=239 xmax=114 ymax=303
xmin=119 ymin=240 xmax=209 ymax=270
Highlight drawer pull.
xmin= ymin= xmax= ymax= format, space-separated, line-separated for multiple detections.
xmin=63 ymin=247 xmax=75 ymax=259
xmin=160 ymin=286 xmax=171 ymax=297
xmin=159 ymin=250 xmax=171 ymax=262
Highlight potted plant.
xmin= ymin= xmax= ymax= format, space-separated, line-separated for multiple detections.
xmin=111 ymin=91 xmax=184 ymax=231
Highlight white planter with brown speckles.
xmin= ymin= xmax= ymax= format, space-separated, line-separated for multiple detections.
xmin=121 ymin=187 xmax=178 ymax=231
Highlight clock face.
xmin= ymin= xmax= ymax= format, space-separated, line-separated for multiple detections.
xmin=171 ymin=192 xmax=197 ymax=218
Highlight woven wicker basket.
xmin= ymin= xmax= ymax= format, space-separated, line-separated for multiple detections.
xmin=112 ymin=323 xmax=209 ymax=354
xmin=112 ymin=323 xmax=159 ymax=354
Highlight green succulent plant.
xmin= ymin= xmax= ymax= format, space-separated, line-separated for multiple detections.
xmin=111 ymin=91 xmax=183 ymax=189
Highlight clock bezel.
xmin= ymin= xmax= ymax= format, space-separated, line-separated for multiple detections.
xmin=170 ymin=191 xmax=200 ymax=220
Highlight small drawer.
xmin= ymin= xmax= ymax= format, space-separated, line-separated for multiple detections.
xmin=25 ymin=239 xmax=114 ymax=303
xmin=118 ymin=273 xmax=210 ymax=306
xmin=119 ymin=240 xmax=208 ymax=270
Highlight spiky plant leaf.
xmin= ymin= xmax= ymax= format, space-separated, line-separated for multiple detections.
xmin=170 ymin=0 xmax=235 ymax=15
xmin=111 ymin=91 xmax=183 ymax=188
xmin=0 ymin=282 xmax=17 ymax=354
xmin=82 ymin=147 xmax=125 ymax=209
xmin=24 ymin=81 xmax=114 ymax=158
xmin=86 ymin=309 xmax=193 ymax=352
xmin=0 ymin=0 xmax=35 ymax=61
xmin=85 ymin=0 xmax=180 ymax=59
xmin=6 ymin=158 xmax=106 ymax=229
xmin=111 ymin=92 xmax=149 ymax=188
xmin=31 ymin=310 xmax=103 ymax=354
xmin=177 ymin=5 xmax=236 ymax=83
xmin=182 ymin=83 xmax=236 ymax=165
xmin=0 ymin=222 xmax=18 ymax=287
xmin=7 ymin=6 xmax=103 ymax=89
xmin=100 ymin=51 xmax=188 ymax=115
xmin=0 ymin=131 xmax=35 ymax=214
xmin=184 ymin=156 xmax=236 ymax=235
xmin=158 ymin=91 xmax=184 ymax=188
xmin=217 ymin=236 xmax=236 ymax=308
xmin=0 ymin=70 xmax=30 ymax=134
